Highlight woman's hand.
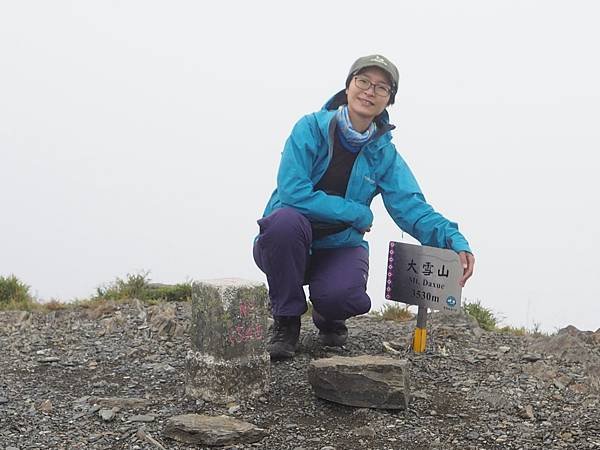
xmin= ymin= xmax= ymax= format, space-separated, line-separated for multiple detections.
xmin=458 ymin=251 xmax=475 ymax=287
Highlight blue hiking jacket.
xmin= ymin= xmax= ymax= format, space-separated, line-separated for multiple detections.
xmin=261 ymin=90 xmax=472 ymax=254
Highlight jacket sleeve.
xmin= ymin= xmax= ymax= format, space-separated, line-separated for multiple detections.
xmin=276 ymin=115 xmax=373 ymax=231
xmin=379 ymin=149 xmax=472 ymax=253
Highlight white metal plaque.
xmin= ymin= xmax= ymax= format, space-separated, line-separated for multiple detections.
xmin=385 ymin=241 xmax=462 ymax=312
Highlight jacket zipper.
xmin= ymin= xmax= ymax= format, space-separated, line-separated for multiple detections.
xmin=344 ymin=124 xmax=393 ymax=200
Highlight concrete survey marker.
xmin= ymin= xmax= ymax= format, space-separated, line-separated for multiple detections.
xmin=185 ymin=278 xmax=270 ymax=402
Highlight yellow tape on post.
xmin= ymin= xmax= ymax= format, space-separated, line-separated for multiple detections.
xmin=413 ymin=327 xmax=427 ymax=353
xmin=412 ymin=328 xmax=420 ymax=352
xmin=413 ymin=306 xmax=428 ymax=353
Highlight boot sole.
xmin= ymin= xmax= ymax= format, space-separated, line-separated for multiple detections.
xmin=318 ymin=332 xmax=348 ymax=347
xmin=269 ymin=349 xmax=295 ymax=360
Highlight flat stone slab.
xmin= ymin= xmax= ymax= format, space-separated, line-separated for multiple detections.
xmin=308 ymin=355 xmax=411 ymax=409
xmin=129 ymin=414 xmax=156 ymax=422
xmin=163 ymin=414 xmax=267 ymax=446
xmin=88 ymin=397 xmax=153 ymax=409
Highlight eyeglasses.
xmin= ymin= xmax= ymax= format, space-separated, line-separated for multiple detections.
xmin=354 ymin=75 xmax=393 ymax=97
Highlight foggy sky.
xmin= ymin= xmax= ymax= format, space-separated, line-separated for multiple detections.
xmin=1 ymin=1 xmax=599 ymax=332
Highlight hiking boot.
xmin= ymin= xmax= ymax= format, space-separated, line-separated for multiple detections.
xmin=312 ymin=309 xmax=348 ymax=347
xmin=267 ymin=316 xmax=301 ymax=360
xmin=317 ymin=322 xmax=348 ymax=347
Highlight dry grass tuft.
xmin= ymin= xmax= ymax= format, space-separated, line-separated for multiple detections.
xmin=371 ymin=302 xmax=414 ymax=322
xmin=42 ymin=300 xmax=67 ymax=311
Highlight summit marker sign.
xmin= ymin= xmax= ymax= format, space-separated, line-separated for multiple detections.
xmin=385 ymin=241 xmax=462 ymax=311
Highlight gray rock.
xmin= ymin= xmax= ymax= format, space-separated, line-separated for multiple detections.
xmin=37 ymin=399 xmax=52 ymax=412
xmin=227 ymin=404 xmax=241 ymax=414
xmin=15 ymin=310 xmax=31 ymax=323
xmin=131 ymin=298 xmax=147 ymax=321
xmin=592 ymin=330 xmax=600 ymax=345
xmin=129 ymin=414 xmax=156 ymax=422
xmin=89 ymin=397 xmax=153 ymax=409
xmin=553 ymin=379 xmax=566 ymax=390
xmin=352 ymin=425 xmax=376 ymax=437
xmin=522 ymin=353 xmax=543 ymax=362
xmin=136 ymin=427 xmax=166 ymax=450
xmin=586 ymin=362 xmax=600 ymax=381
xmin=148 ymin=303 xmax=179 ymax=336
xmin=99 ymin=408 xmax=117 ymax=421
xmin=185 ymin=279 xmax=270 ymax=402
xmin=163 ymin=414 xmax=267 ymax=446
xmin=382 ymin=341 xmax=402 ymax=355
xmin=518 ymin=404 xmax=535 ymax=420
xmin=86 ymin=301 xmax=117 ymax=320
xmin=557 ymin=325 xmax=582 ymax=336
xmin=467 ymin=431 xmax=479 ymax=440
xmin=431 ymin=309 xmax=483 ymax=336
xmin=528 ymin=334 xmax=593 ymax=363
xmin=142 ymin=362 xmax=175 ymax=373
xmin=37 ymin=356 xmax=60 ymax=363
xmin=307 ymin=355 xmax=410 ymax=409
xmin=99 ymin=314 xmax=126 ymax=335
xmin=411 ymin=390 xmax=430 ymax=400
xmin=574 ymin=363 xmax=600 ymax=393
xmin=471 ymin=388 xmax=507 ymax=410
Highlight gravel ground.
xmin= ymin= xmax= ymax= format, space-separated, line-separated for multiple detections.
xmin=1 ymin=300 xmax=599 ymax=450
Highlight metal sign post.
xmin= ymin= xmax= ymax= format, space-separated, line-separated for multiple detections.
xmin=385 ymin=241 xmax=463 ymax=353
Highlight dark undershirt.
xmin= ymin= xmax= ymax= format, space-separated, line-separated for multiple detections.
xmin=312 ymin=129 xmax=359 ymax=239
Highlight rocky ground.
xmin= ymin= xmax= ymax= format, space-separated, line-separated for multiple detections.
xmin=1 ymin=300 xmax=600 ymax=450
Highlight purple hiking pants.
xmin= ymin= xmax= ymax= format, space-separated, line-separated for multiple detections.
xmin=253 ymin=207 xmax=370 ymax=327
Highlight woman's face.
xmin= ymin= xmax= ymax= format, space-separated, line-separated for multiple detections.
xmin=345 ymin=67 xmax=392 ymax=125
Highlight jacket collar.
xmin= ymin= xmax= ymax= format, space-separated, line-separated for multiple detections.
xmin=317 ymin=89 xmax=396 ymax=147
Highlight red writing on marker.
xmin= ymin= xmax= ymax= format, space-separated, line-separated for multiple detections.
xmin=239 ymin=300 xmax=254 ymax=318
xmin=228 ymin=323 xmax=264 ymax=345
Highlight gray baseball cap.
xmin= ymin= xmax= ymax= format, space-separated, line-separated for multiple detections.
xmin=347 ymin=54 xmax=399 ymax=90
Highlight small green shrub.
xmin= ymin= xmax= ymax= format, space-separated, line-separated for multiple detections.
xmin=0 ymin=275 xmax=33 ymax=309
xmin=73 ymin=296 xmax=112 ymax=309
xmin=499 ymin=321 xmax=548 ymax=337
xmin=96 ymin=271 xmax=191 ymax=302
xmin=371 ymin=302 xmax=414 ymax=322
xmin=96 ymin=271 xmax=151 ymax=300
xmin=463 ymin=300 xmax=497 ymax=331
xmin=145 ymin=283 xmax=192 ymax=302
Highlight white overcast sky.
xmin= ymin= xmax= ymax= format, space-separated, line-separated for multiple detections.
xmin=1 ymin=1 xmax=599 ymax=332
